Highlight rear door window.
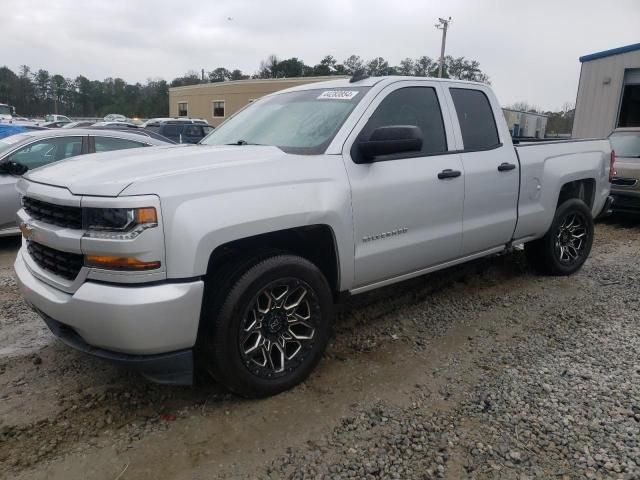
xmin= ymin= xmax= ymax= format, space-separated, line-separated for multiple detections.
xmin=449 ymin=88 xmax=500 ymax=151
xmin=94 ymin=136 xmax=146 ymax=152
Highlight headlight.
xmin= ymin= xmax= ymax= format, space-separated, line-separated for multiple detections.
xmin=83 ymin=207 xmax=158 ymax=239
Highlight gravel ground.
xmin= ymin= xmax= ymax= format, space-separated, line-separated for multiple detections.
xmin=0 ymin=218 xmax=638 ymax=479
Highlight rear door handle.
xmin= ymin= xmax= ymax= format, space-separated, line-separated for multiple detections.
xmin=438 ymin=169 xmax=462 ymax=179
xmin=498 ymin=162 xmax=516 ymax=172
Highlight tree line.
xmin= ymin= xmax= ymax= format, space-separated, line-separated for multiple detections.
xmin=0 ymin=54 xmax=490 ymax=118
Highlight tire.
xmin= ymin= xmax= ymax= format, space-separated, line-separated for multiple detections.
xmin=198 ymin=252 xmax=334 ymax=398
xmin=525 ymin=198 xmax=594 ymax=276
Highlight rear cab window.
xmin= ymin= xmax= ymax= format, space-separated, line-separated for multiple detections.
xmin=449 ymin=88 xmax=501 ymax=151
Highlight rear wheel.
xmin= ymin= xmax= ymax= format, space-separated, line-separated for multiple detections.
xmin=525 ymin=199 xmax=594 ymax=275
xmin=199 ymin=253 xmax=333 ymax=398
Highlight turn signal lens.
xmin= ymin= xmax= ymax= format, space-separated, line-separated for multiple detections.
xmin=135 ymin=207 xmax=157 ymax=225
xmin=85 ymin=255 xmax=161 ymax=271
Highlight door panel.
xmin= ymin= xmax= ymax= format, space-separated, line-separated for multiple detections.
xmin=447 ymin=87 xmax=519 ymax=255
xmin=458 ymin=147 xmax=519 ymax=254
xmin=343 ymin=82 xmax=465 ymax=288
xmin=347 ymin=156 xmax=464 ymax=286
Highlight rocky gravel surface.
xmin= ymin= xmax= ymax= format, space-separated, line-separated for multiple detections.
xmin=0 ymin=218 xmax=638 ymax=479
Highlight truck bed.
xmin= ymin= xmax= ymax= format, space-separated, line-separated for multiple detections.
xmin=513 ymin=138 xmax=611 ymax=241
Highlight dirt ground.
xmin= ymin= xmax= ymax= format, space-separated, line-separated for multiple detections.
xmin=0 ymin=217 xmax=638 ymax=479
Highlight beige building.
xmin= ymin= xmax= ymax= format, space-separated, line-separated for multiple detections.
xmin=502 ymin=109 xmax=548 ymax=138
xmin=169 ymin=76 xmax=346 ymax=127
xmin=572 ymin=43 xmax=640 ymax=138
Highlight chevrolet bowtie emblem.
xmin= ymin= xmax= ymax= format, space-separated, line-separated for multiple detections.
xmin=19 ymin=222 xmax=33 ymax=240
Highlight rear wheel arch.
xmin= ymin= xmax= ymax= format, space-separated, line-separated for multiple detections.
xmin=526 ymin=198 xmax=594 ymax=276
xmin=556 ymin=178 xmax=595 ymax=210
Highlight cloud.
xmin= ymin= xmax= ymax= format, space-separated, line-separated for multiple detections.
xmin=2 ymin=0 xmax=639 ymax=110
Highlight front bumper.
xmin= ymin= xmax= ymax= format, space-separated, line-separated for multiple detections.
xmin=14 ymin=250 xmax=205 ymax=382
xmin=41 ymin=314 xmax=194 ymax=385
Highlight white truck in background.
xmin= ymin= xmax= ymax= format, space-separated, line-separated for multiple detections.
xmin=0 ymin=103 xmax=16 ymax=122
xmin=13 ymin=76 xmax=612 ymax=397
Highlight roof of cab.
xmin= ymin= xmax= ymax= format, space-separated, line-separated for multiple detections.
xmin=272 ymin=75 xmax=489 ymax=95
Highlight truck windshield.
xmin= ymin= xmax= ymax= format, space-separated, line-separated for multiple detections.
xmin=609 ymin=132 xmax=640 ymax=158
xmin=200 ymin=87 xmax=370 ymax=154
xmin=0 ymin=105 xmax=11 ymax=116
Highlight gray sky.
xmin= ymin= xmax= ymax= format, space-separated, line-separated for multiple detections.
xmin=3 ymin=0 xmax=639 ymax=111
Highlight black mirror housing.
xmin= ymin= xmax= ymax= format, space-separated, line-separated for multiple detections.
xmin=0 ymin=161 xmax=29 ymax=176
xmin=357 ymin=125 xmax=423 ymax=162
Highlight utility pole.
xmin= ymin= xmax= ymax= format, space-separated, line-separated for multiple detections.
xmin=435 ymin=17 xmax=452 ymax=78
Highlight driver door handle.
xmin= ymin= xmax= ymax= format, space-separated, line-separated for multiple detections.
xmin=437 ymin=169 xmax=462 ymax=180
xmin=498 ymin=162 xmax=516 ymax=172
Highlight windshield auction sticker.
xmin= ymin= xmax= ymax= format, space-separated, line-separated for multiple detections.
xmin=317 ymin=90 xmax=359 ymax=100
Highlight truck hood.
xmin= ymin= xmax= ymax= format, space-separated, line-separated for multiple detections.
xmin=24 ymin=144 xmax=291 ymax=196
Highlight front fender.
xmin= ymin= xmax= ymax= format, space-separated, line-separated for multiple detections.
xmin=156 ymin=158 xmax=355 ymax=290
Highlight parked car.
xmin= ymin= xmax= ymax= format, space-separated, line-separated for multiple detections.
xmin=141 ymin=117 xmax=175 ymax=127
xmin=12 ymin=122 xmax=49 ymax=132
xmin=41 ymin=121 xmax=70 ymax=128
xmin=144 ymin=119 xmax=213 ymax=143
xmin=88 ymin=125 xmax=176 ymax=143
xmin=0 ymin=129 xmax=172 ymax=236
xmin=91 ymin=121 xmax=140 ymax=129
xmin=142 ymin=117 xmax=208 ymax=128
xmin=104 ymin=114 xmax=127 ymax=122
xmin=609 ymin=127 xmax=640 ymax=213
xmin=0 ymin=124 xmax=28 ymax=139
xmin=13 ymin=76 xmax=612 ymax=396
xmin=62 ymin=121 xmax=96 ymax=129
xmin=44 ymin=115 xmax=72 ymax=124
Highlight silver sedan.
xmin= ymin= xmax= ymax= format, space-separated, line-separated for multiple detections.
xmin=0 ymin=129 xmax=172 ymax=236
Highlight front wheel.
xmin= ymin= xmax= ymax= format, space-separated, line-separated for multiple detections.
xmin=199 ymin=253 xmax=333 ymax=398
xmin=525 ymin=198 xmax=594 ymax=276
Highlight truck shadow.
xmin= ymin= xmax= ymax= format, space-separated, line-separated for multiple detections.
xmin=0 ymin=235 xmax=21 ymax=250
xmin=598 ymin=212 xmax=640 ymax=230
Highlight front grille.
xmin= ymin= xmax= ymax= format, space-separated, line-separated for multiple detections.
xmin=27 ymin=241 xmax=84 ymax=281
xmin=23 ymin=197 xmax=82 ymax=229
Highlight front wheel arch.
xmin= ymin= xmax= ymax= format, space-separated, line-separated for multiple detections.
xmin=197 ymin=252 xmax=334 ymax=397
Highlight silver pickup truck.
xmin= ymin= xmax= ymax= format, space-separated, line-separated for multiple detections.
xmin=13 ymin=76 xmax=612 ymax=397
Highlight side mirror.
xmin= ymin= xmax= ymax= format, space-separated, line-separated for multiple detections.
xmin=357 ymin=125 xmax=423 ymax=162
xmin=0 ymin=161 xmax=29 ymax=176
